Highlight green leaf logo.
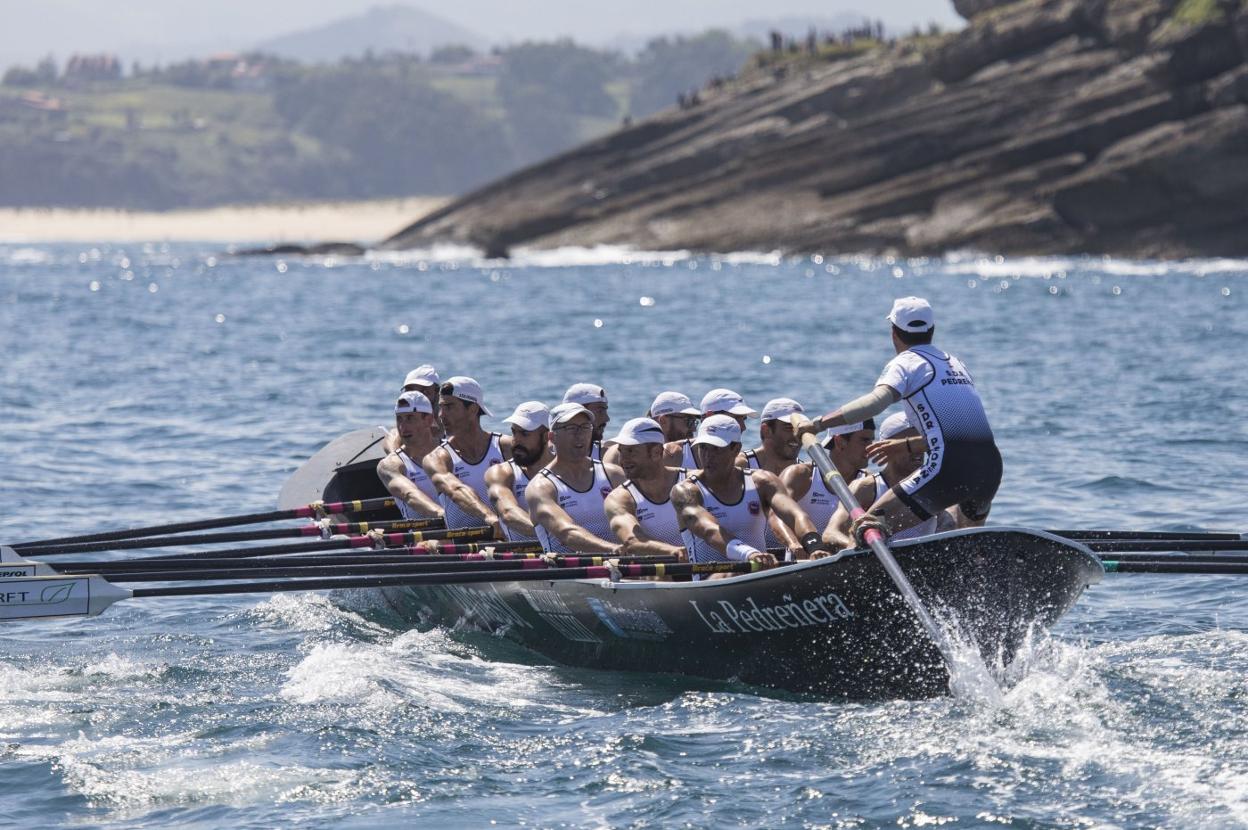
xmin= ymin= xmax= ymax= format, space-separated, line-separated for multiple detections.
xmin=41 ymin=583 xmax=75 ymax=604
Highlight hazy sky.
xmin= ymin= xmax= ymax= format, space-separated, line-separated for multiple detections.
xmin=0 ymin=0 xmax=963 ymax=66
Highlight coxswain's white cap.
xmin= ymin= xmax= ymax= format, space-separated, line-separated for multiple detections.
xmin=760 ymin=397 xmax=804 ymax=423
xmin=562 ymin=383 xmax=607 ymax=406
xmin=886 ymin=296 xmax=934 ymax=333
xmin=549 ymin=402 xmax=592 ymax=427
xmin=503 ymin=401 xmax=549 ymax=432
xmin=879 ymin=411 xmax=916 ymax=440
xmin=649 ymin=391 xmax=700 ymax=418
xmin=692 ymin=414 xmax=743 ymax=447
xmin=394 ymin=391 xmax=433 ymax=415
xmin=403 ymin=364 xmax=440 ymax=389
xmin=700 ymin=388 xmax=757 ymax=417
xmin=440 ymin=376 xmax=493 ymax=416
xmin=607 ymin=417 xmax=666 ymax=446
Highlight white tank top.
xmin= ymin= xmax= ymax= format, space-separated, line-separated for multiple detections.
xmin=743 ymin=449 xmax=763 ymax=470
xmin=534 ymin=461 xmax=617 ymax=553
xmin=795 ymin=463 xmax=863 ymax=532
xmin=437 ymin=433 xmax=506 ymax=529
xmin=679 ymin=440 xmax=697 ymax=469
xmin=874 ymin=475 xmax=937 ymax=541
xmin=623 ymin=469 xmax=687 ymax=548
xmin=682 ymin=470 xmax=767 ymax=564
xmin=395 ymin=449 xmax=439 ymax=519
xmin=503 ymin=460 xmax=538 ymax=543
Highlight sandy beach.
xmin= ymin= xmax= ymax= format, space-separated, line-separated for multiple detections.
xmin=0 ymin=197 xmax=448 ymax=244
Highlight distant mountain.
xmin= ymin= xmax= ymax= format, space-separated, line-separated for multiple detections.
xmin=254 ymin=4 xmax=488 ymax=62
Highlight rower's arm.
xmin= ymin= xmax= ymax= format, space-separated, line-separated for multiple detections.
xmin=600 ymin=443 xmax=621 ymax=468
xmin=604 ymin=488 xmax=686 ymax=559
xmin=525 ymin=477 xmax=620 ymax=553
xmin=670 ymin=481 xmax=731 ymax=553
xmin=733 ymin=452 xmax=748 ymax=470
xmin=376 ymin=454 xmax=443 ymax=518
xmin=422 ymin=448 xmax=503 ymax=536
xmin=484 ymin=463 xmax=535 ymax=540
xmin=780 ymin=464 xmax=812 ymax=503
xmin=826 ymin=475 xmax=875 ymax=549
xmin=754 ymin=471 xmax=827 ymax=556
xmin=812 ymin=385 xmax=899 ymax=433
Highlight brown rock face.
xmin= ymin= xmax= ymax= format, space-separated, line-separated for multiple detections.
xmin=383 ymin=1 xmax=1248 ymax=259
xmin=952 ymin=0 xmax=1020 ymax=20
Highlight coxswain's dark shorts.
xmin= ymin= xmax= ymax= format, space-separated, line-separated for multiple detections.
xmin=892 ymin=441 xmax=1002 ymax=523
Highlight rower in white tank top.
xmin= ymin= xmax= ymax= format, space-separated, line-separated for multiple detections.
xmin=682 ymin=470 xmax=768 ymax=564
xmin=438 ymin=432 xmax=506 ymax=529
xmin=395 ymin=450 xmax=439 ymax=520
xmin=679 ymin=439 xmax=697 ymax=469
xmin=794 ymin=464 xmax=865 ymax=532
xmin=534 ymin=460 xmax=617 ymax=553
xmin=873 ymin=474 xmax=937 ymax=541
xmin=622 ymin=469 xmax=687 ymax=548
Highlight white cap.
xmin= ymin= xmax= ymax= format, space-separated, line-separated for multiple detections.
xmin=879 ymin=411 xmax=916 ymax=440
xmin=886 ymin=297 xmax=934 ymax=333
xmin=549 ymin=402 xmax=592 ymax=427
xmin=827 ymin=421 xmax=867 ymax=437
xmin=700 ymin=388 xmax=757 ymax=417
xmin=440 ymin=376 xmax=493 ymax=416
xmin=649 ymin=391 xmax=700 ymax=418
xmin=607 ymin=417 xmax=666 ymax=446
xmin=394 ymin=391 xmax=433 ymax=415
xmin=503 ymin=401 xmax=550 ymax=432
xmin=692 ymin=414 xmax=743 ymax=447
xmin=760 ymin=397 xmax=804 ymax=423
xmin=403 ymin=364 xmax=440 ymax=389
xmin=562 ymin=383 xmax=607 ymax=406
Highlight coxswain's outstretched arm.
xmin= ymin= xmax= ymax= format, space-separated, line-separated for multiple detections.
xmin=422 ymin=447 xmax=503 ymax=537
xmin=524 ymin=477 xmax=620 ymax=553
xmin=753 ymin=470 xmax=830 ymax=558
xmin=604 ymin=487 xmax=686 ymax=559
xmin=670 ymin=481 xmax=776 ymax=566
xmin=484 ymin=462 xmax=535 ymax=540
xmin=808 ymin=385 xmax=900 ymax=433
xmin=376 ymin=453 xmax=443 ymax=518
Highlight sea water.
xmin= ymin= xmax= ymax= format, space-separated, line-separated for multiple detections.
xmin=1 ymin=243 xmax=1246 ymax=828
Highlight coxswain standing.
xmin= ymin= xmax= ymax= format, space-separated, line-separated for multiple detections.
xmin=561 ymin=383 xmax=610 ymax=461
xmin=672 ymin=415 xmax=830 ymax=577
xmin=484 ymin=401 xmax=553 ymax=543
xmin=780 ymin=420 xmax=875 ymax=544
xmin=375 ymin=391 xmax=444 ymax=519
xmin=802 ymin=297 xmax=1002 ymax=543
xmin=525 ymin=403 xmax=627 ymax=553
xmin=603 ymin=418 xmax=689 ymax=558
xmin=422 ymin=376 xmax=511 ymax=537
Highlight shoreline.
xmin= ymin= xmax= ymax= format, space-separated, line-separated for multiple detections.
xmin=0 ymin=197 xmax=448 ymax=244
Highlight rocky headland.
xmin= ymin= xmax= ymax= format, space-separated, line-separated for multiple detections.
xmin=383 ymin=0 xmax=1248 ymax=259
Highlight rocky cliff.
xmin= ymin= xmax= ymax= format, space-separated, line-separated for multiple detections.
xmin=383 ymin=0 xmax=1248 ymax=259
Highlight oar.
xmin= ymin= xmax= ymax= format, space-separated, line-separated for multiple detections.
xmin=1051 ymin=529 xmax=1243 ymax=542
xmin=1085 ymin=540 xmax=1248 ymax=553
xmin=11 ymin=497 xmax=398 ymax=548
xmin=0 ymin=560 xmax=766 ymax=621
xmin=796 ymin=417 xmax=1002 ymax=702
xmin=1094 ymin=552 xmax=1248 ymax=564
xmin=1102 ymin=559 xmax=1248 ymax=575
xmin=15 ymin=517 xmax=446 ymax=555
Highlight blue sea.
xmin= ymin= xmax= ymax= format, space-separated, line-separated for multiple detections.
xmin=1 ymin=242 xmax=1246 ymax=828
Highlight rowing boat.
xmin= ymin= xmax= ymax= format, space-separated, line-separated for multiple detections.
xmin=284 ymin=429 xmax=1104 ymax=699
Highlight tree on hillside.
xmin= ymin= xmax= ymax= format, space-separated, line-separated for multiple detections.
xmin=497 ymin=40 xmax=619 ymax=118
xmin=631 ymin=31 xmax=757 ymax=117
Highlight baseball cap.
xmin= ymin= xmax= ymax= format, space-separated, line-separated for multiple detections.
xmin=886 ymin=297 xmax=934 ymax=332
xmin=822 ymin=418 xmax=876 ymax=448
xmin=562 ymin=383 xmax=607 ymax=406
xmin=549 ymin=402 xmax=593 ymax=427
xmin=503 ymin=401 xmax=550 ymax=432
xmin=607 ymin=417 xmax=666 ymax=446
xmin=403 ymin=364 xmax=440 ymax=389
xmin=760 ymin=397 xmax=804 ymax=423
xmin=879 ymin=412 xmax=916 ymax=440
xmin=440 ymin=376 xmax=493 ymax=416
xmin=649 ymin=391 xmax=700 ymax=418
xmin=692 ymin=414 xmax=743 ymax=447
xmin=700 ymin=388 xmax=757 ymax=417
xmin=394 ymin=391 xmax=433 ymax=415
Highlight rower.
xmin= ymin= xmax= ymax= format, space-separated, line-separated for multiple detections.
xmin=738 ymin=397 xmax=804 ymax=475
xmin=666 ymin=387 xmax=758 ymax=470
xmin=525 ymin=403 xmax=627 ymax=553
xmin=375 ymin=391 xmax=445 ymax=519
xmin=561 ymin=383 xmax=610 ymax=461
xmin=671 ymin=415 xmax=830 ymax=577
xmin=484 ymin=401 xmax=553 ymax=543
xmin=780 ymin=419 xmax=875 ymax=543
xmin=802 ymin=296 xmax=1002 ymax=543
xmin=422 ymin=376 xmax=511 ymax=537
xmin=603 ymin=417 xmax=688 ymax=558
xmin=385 ymin=364 xmax=441 ymax=451
xmin=823 ymin=413 xmax=950 ymax=550
xmin=603 ymin=390 xmax=699 ymax=468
